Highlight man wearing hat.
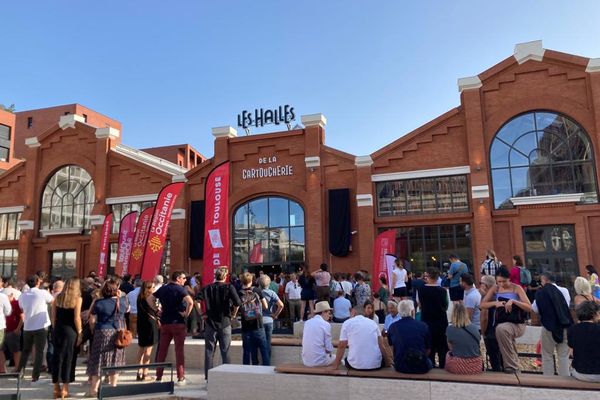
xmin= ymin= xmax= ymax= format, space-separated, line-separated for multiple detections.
xmin=301 ymin=301 xmax=335 ymax=367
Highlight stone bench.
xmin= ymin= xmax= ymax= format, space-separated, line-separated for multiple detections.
xmin=207 ymin=363 xmax=600 ymax=400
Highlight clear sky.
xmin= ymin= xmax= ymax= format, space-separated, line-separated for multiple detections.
xmin=2 ymin=1 xmax=600 ymax=158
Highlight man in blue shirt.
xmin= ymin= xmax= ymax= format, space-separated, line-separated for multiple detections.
xmin=387 ymin=300 xmax=432 ymax=374
xmin=383 ymin=300 xmax=401 ymax=333
xmin=448 ymin=254 xmax=468 ymax=302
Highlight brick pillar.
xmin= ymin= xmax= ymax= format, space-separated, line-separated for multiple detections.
xmin=19 ymin=139 xmax=42 ymax=275
xmin=355 ymin=156 xmax=375 ymax=270
xmin=459 ymin=77 xmax=494 ymax=278
xmin=301 ymin=114 xmax=326 ymax=268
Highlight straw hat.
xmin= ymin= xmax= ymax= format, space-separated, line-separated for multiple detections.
xmin=314 ymin=301 xmax=332 ymax=314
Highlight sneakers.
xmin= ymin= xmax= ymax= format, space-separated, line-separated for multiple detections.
xmin=176 ymin=378 xmax=189 ymax=386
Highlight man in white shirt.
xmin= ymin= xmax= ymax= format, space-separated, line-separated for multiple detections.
xmin=285 ymin=274 xmax=302 ymax=323
xmin=301 ymin=301 xmax=335 ymax=367
xmin=330 ymin=304 xmax=387 ymax=370
xmin=153 ymin=275 xmax=164 ymax=292
xmin=0 ymin=289 xmax=12 ymax=369
xmin=127 ymin=279 xmax=142 ymax=338
xmin=17 ymin=275 xmax=54 ymax=382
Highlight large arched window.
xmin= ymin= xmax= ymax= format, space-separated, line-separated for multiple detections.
xmin=233 ymin=196 xmax=305 ymax=273
xmin=40 ymin=165 xmax=95 ymax=231
xmin=490 ymin=111 xmax=597 ymax=209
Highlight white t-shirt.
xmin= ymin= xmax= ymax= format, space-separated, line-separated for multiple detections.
xmin=333 ymin=296 xmax=351 ymax=320
xmin=0 ymin=292 xmax=11 ymax=330
xmin=340 ymin=281 xmax=353 ymax=296
xmin=392 ymin=267 xmax=407 ymax=289
xmin=18 ymin=287 xmax=54 ymax=331
xmin=302 ymin=314 xmax=335 ymax=367
xmin=339 ymin=315 xmax=382 ymax=369
xmin=285 ymin=281 xmax=302 ymax=300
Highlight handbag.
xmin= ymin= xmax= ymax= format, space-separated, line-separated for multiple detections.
xmin=494 ymin=296 xmax=527 ymax=325
xmin=114 ymin=297 xmax=133 ymax=348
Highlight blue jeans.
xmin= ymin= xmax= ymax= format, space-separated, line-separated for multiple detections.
xmin=263 ymin=322 xmax=273 ymax=358
xmin=242 ymin=328 xmax=270 ymax=366
xmin=204 ymin=324 xmax=232 ymax=379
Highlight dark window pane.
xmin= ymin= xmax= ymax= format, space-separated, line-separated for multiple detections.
xmin=0 ymin=147 xmax=9 ymax=162
xmin=0 ymin=125 xmax=10 ymax=140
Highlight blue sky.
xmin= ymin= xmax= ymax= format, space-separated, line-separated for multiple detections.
xmin=2 ymin=1 xmax=600 ymax=158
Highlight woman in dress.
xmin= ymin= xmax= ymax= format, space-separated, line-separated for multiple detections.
xmin=298 ymin=267 xmax=316 ymax=320
xmin=86 ymin=278 xmax=129 ymax=397
xmin=50 ymin=277 xmax=82 ymax=399
xmin=136 ymin=281 xmax=159 ymax=380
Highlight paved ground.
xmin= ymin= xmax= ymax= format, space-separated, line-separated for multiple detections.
xmin=0 ymin=360 xmax=208 ymax=400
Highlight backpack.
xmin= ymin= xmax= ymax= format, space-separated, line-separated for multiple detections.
xmin=519 ymin=266 xmax=532 ymax=286
xmin=240 ymin=288 xmax=262 ymax=321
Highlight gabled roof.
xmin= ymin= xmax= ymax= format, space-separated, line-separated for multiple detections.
xmin=112 ymin=144 xmax=188 ymax=176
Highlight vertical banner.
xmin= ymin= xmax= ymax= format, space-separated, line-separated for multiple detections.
xmin=249 ymin=242 xmax=263 ymax=263
xmin=128 ymin=207 xmax=154 ymax=277
xmin=97 ymin=213 xmax=114 ymax=277
xmin=114 ymin=211 xmax=138 ymax=277
xmin=371 ymin=230 xmax=397 ymax=293
xmin=385 ymin=253 xmax=398 ymax=296
xmin=140 ymin=183 xmax=185 ymax=280
xmin=203 ymin=162 xmax=230 ymax=280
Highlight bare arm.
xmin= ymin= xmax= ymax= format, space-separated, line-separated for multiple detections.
xmin=505 ymin=285 xmax=532 ymax=313
xmin=273 ymin=298 xmax=284 ymax=319
xmin=480 ymin=286 xmax=499 ymax=309
xmin=50 ymin=301 xmax=56 ymax=327
xmin=181 ymin=295 xmax=194 ymax=318
xmin=329 ymin=340 xmax=348 ymax=369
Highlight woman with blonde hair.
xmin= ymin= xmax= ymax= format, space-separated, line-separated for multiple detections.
xmin=444 ymin=303 xmax=482 ymax=375
xmin=50 ymin=277 xmax=82 ymax=399
xmin=574 ymin=276 xmax=600 ymax=306
xmin=136 ymin=281 xmax=159 ymax=381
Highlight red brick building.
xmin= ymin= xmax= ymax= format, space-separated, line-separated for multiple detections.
xmin=1 ymin=41 xmax=600 ymax=289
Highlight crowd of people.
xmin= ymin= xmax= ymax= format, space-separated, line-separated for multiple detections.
xmin=0 ymin=253 xmax=599 ymax=398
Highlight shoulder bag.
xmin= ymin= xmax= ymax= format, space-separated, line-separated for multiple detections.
xmin=114 ymin=297 xmax=133 ymax=348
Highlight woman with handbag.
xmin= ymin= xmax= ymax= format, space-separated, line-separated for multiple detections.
xmin=86 ymin=279 xmax=129 ymax=397
xmin=50 ymin=277 xmax=83 ymax=399
xmin=136 ymin=281 xmax=159 ymax=381
xmin=445 ymin=303 xmax=482 ymax=375
xmin=481 ymin=268 xmax=532 ymax=374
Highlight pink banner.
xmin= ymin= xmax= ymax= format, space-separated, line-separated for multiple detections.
xmin=203 ymin=162 xmax=230 ymax=279
xmin=115 ymin=211 xmax=138 ymax=277
xmin=140 ymin=183 xmax=185 ymax=280
xmin=97 ymin=213 xmax=114 ymax=277
xmin=250 ymin=242 xmax=263 ymax=263
xmin=128 ymin=207 xmax=154 ymax=277
xmin=372 ymin=230 xmax=396 ymax=293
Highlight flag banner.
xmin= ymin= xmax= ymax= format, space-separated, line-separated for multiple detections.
xmin=140 ymin=182 xmax=185 ymax=280
xmin=128 ymin=207 xmax=154 ymax=277
xmin=385 ymin=253 xmax=398 ymax=296
xmin=97 ymin=213 xmax=114 ymax=277
xmin=372 ymin=230 xmax=396 ymax=293
xmin=114 ymin=211 xmax=138 ymax=277
xmin=203 ymin=162 xmax=230 ymax=280
xmin=250 ymin=242 xmax=263 ymax=263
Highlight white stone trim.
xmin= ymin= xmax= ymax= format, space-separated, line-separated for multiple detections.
xmin=510 ymin=193 xmax=583 ymax=206
xmin=105 ymin=193 xmax=158 ymax=205
xmin=355 ymin=155 xmax=373 ymax=167
xmin=113 ymin=144 xmax=187 ymax=175
xmin=304 ymin=156 xmax=320 ymax=168
xmin=172 ymin=174 xmax=188 ymax=183
xmin=171 ymin=208 xmax=186 ymax=220
xmin=212 ymin=126 xmax=238 ymax=138
xmin=25 ymin=137 xmax=41 ymax=148
xmin=372 ymin=166 xmax=470 ymax=182
xmin=586 ymin=58 xmax=600 ymax=73
xmin=58 ymin=114 xmax=86 ymax=130
xmin=514 ymin=40 xmax=545 ymax=65
xmin=457 ymin=76 xmax=482 ymax=92
xmin=0 ymin=206 xmax=25 ymax=214
xmin=40 ymin=228 xmax=83 ymax=237
xmin=300 ymin=113 xmax=327 ymax=128
xmin=17 ymin=220 xmax=34 ymax=230
xmin=356 ymin=194 xmax=373 ymax=207
xmin=89 ymin=215 xmax=106 ymax=226
xmin=95 ymin=127 xmax=120 ymax=139
xmin=471 ymin=185 xmax=490 ymax=199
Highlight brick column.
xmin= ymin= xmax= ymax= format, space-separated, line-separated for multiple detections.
xmin=459 ymin=76 xmax=494 ymax=278
xmin=354 ymin=156 xmax=375 ymax=269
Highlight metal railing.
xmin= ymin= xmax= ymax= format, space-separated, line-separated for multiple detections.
xmin=0 ymin=373 xmax=20 ymax=400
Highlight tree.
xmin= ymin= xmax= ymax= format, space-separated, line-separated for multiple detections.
xmin=0 ymin=104 xmax=15 ymax=113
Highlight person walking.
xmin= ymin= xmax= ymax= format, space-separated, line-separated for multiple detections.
xmin=417 ymin=268 xmax=449 ymax=368
xmin=50 ymin=277 xmax=82 ymax=399
xmin=147 ymin=270 xmax=193 ymax=385
xmin=135 ymin=281 xmax=159 ymax=381
xmin=17 ymin=275 xmax=54 ymax=383
xmin=199 ymin=267 xmax=242 ymax=380
xmin=532 ymin=272 xmax=573 ymax=376
xmin=86 ymin=279 xmax=128 ymax=397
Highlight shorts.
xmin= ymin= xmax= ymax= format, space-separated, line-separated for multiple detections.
xmin=3 ymin=331 xmax=20 ymax=353
xmin=393 ymin=287 xmax=408 ymax=298
xmin=449 ymin=286 xmax=464 ymax=301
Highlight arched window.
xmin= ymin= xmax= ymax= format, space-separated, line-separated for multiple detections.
xmin=490 ymin=111 xmax=597 ymax=209
xmin=40 ymin=165 xmax=95 ymax=231
xmin=233 ymin=196 xmax=305 ymax=273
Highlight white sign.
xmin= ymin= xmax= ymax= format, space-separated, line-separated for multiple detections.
xmin=242 ymin=156 xmax=294 ymax=180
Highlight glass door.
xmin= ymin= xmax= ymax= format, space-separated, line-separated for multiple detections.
xmin=50 ymin=250 xmax=77 ymax=279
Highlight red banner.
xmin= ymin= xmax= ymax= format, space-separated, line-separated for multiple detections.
xmin=203 ymin=162 xmax=230 ymax=280
xmin=372 ymin=230 xmax=396 ymax=293
xmin=128 ymin=207 xmax=154 ymax=277
xmin=115 ymin=211 xmax=138 ymax=277
xmin=140 ymin=183 xmax=185 ymax=280
xmin=97 ymin=213 xmax=113 ymax=277
xmin=250 ymin=242 xmax=263 ymax=263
